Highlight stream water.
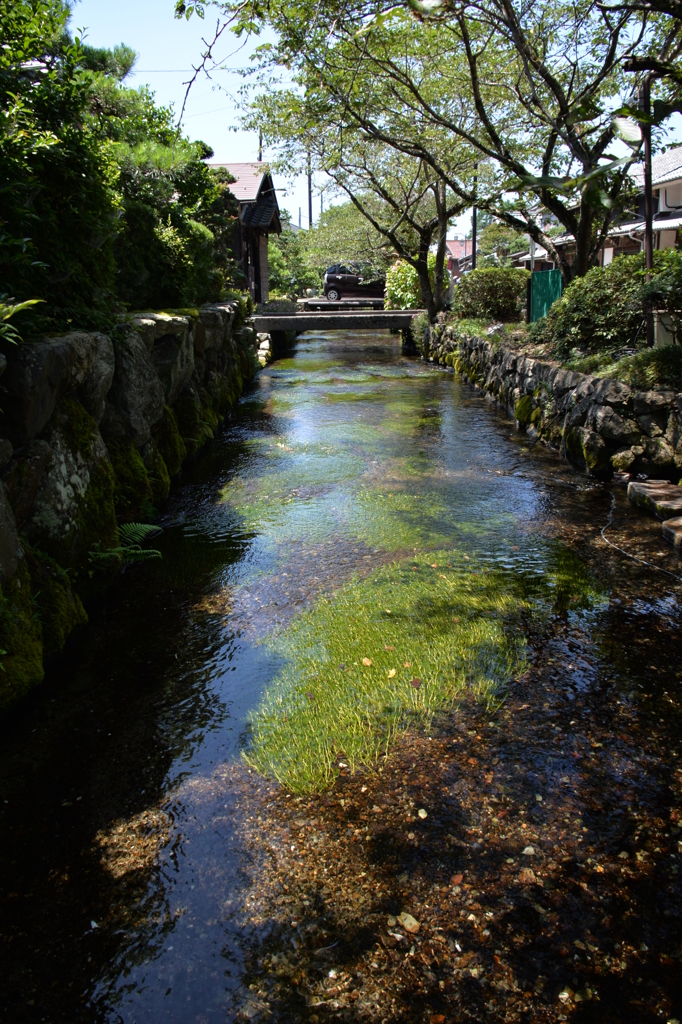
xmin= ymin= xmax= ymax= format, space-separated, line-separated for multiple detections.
xmin=1 ymin=331 xmax=681 ymax=1024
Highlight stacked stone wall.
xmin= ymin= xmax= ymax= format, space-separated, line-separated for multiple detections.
xmin=0 ymin=303 xmax=259 ymax=709
xmin=422 ymin=324 xmax=682 ymax=482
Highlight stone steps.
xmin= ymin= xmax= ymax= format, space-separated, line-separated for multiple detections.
xmin=627 ymin=480 xmax=682 ymax=518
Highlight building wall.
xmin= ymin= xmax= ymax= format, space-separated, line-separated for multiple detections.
xmin=259 ymin=235 xmax=269 ymax=303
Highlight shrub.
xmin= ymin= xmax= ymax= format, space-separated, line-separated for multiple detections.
xmin=385 ymin=254 xmax=450 ymax=310
xmin=529 ymin=250 xmax=682 ymax=358
xmin=454 ymin=267 xmax=529 ymax=321
xmin=386 ymin=260 xmax=421 ymax=309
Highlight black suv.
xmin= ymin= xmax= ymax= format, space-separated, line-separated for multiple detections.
xmin=323 ymin=264 xmax=385 ymax=301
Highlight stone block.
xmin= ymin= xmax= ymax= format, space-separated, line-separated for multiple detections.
xmin=130 ymin=317 xmax=157 ymax=353
xmin=588 ymin=405 xmax=639 ymax=443
xmin=100 ymin=330 xmax=165 ymax=446
xmin=628 ymin=480 xmax=682 ymax=519
xmin=637 ymin=413 xmax=664 ymax=438
xmin=632 ymin=390 xmax=675 ymax=414
xmin=0 ymin=332 xmax=115 ymax=445
xmin=2 ymin=440 xmax=53 ymax=527
xmin=591 ymin=378 xmax=632 ymax=407
xmin=151 ymin=323 xmax=195 ymax=405
xmin=662 ymin=516 xmax=682 ymax=548
xmin=0 ymin=439 xmax=12 ymax=469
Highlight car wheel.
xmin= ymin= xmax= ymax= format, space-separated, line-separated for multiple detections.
xmin=326 ymin=288 xmax=341 ymax=302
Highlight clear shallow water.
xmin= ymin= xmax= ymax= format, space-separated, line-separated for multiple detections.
xmin=0 ymin=330 xmax=680 ymax=1023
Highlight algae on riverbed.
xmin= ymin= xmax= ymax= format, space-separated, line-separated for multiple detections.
xmin=245 ymin=545 xmax=601 ymax=792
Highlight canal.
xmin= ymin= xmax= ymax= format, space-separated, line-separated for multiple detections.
xmin=1 ymin=330 xmax=680 ymax=1023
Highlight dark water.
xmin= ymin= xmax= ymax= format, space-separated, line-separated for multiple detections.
xmin=0 ymin=331 xmax=680 ymax=1023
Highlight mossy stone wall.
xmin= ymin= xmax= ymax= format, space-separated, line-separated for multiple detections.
xmin=0 ymin=300 xmax=260 ymax=711
xmin=424 ymin=323 xmax=682 ymax=481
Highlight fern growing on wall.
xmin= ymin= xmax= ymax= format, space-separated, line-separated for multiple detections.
xmin=88 ymin=522 xmax=162 ymax=570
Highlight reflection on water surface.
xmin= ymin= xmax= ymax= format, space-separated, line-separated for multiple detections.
xmin=0 ymin=330 xmax=680 ymax=1023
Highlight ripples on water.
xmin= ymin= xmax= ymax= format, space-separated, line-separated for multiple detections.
xmin=0 ymin=330 xmax=679 ymax=1022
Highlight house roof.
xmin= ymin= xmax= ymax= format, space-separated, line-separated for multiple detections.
xmin=209 ymin=162 xmax=272 ymax=202
xmin=209 ymin=161 xmax=281 ymax=234
xmin=446 ymin=239 xmax=473 ymax=260
xmin=241 ymin=196 xmax=279 ymax=229
xmin=631 ymin=146 xmax=682 ymax=188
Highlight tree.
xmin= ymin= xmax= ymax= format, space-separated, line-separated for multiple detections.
xmin=478 ymin=220 xmax=526 ymax=265
xmin=268 ymin=211 xmax=321 ymax=297
xmin=245 ymin=80 xmax=472 ymax=318
xmin=0 ymin=1 xmax=122 ymax=333
xmin=302 ymin=201 xmax=392 ymax=275
xmin=196 ymin=0 xmax=647 ymax=282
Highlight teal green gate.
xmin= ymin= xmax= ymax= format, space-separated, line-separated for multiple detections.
xmin=529 ymin=268 xmax=563 ymax=322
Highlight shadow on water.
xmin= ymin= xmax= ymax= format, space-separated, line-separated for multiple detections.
xmin=0 ymin=329 xmax=680 ymax=1023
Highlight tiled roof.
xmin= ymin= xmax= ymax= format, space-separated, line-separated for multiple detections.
xmin=209 ymin=162 xmax=270 ymax=202
xmin=631 ymin=146 xmax=682 ymax=188
xmin=446 ymin=239 xmax=473 ymax=259
xmin=241 ymin=196 xmax=278 ymax=229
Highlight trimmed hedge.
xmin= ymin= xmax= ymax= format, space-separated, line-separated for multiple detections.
xmin=454 ymin=267 xmax=529 ymax=321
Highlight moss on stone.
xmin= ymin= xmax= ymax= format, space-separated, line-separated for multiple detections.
xmin=152 ymin=405 xmax=187 ymax=478
xmin=174 ymin=390 xmax=218 ymax=457
xmin=24 ymin=546 xmax=87 ymax=660
xmin=60 ymin=397 xmax=97 ymax=460
xmin=515 ymin=395 xmax=533 ymax=425
xmin=107 ymin=439 xmax=153 ymax=521
xmin=0 ymin=560 xmax=44 ymax=711
xmin=144 ymin=439 xmax=171 ymax=502
xmin=530 ymin=406 xmax=543 ymax=426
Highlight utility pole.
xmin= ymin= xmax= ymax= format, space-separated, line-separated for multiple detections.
xmin=258 ymin=130 xmax=262 ymax=163
xmin=298 ymin=206 xmax=302 ymax=229
xmin=471 ymin=162 xmax=478 ymax=270
xmin=307 ymin=151 xmax=313 ymax=229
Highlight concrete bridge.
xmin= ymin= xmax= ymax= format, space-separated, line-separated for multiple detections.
xmin=250 ymin=309 xmax=422 ymax=334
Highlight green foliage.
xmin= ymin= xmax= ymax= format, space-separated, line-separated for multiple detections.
xmin=113 ymin=151 xmax=239 ymax=309
xmin=268 ymin=213 xmax=321 ymax=297
xmin=0 ymin=297 xmax=44 ymax=343
xmin=569 ymin=345 xmax=682 ymax=391
xmin=86 ymin=76 xmax=176 ymax=146
xmin=301 ymin=201 xmax=391 ymax=277
xmin=0 ymin=14 xmax=123 ymax=334
xmin=386 ymin=260 xmax=420 ymax=309
xmin=529 ymin=251 xmax=682 ymax=358
xmin=454 ymin=267 xmax=529 ymax=322
xmin=0 ymin=5 xmax=240 ymax=332
xmin=478 ymin=221 xmax=526 ymax=265
xmin=386 ymin=254 xmax=449 ymax=310
xmin=89 ymin=522 xmax=162 ymax=568
xmin=79 ymin=42 xmax=138 ymax=81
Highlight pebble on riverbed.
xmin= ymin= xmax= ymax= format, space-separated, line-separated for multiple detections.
xmin=228 ymin=636 xmax=682 ymax=1024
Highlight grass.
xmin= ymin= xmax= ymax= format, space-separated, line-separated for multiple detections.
xmin=245 ymin=545 xmax=601 ymax=792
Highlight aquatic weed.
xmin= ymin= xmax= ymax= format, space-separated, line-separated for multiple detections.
xmin=244 ymin=543 xmax=602 ymax=792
